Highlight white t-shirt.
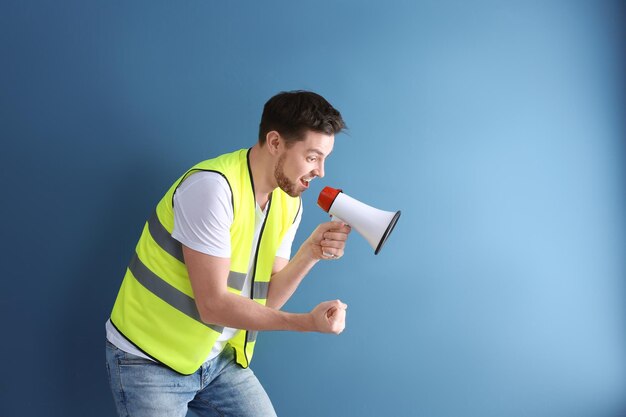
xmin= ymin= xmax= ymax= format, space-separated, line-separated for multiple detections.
xmin=106 ymin=171 xmax=302 ymax=362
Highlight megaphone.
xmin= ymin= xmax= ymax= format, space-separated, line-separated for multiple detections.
xmin=317 ymin=186 xmax=401 ymax=255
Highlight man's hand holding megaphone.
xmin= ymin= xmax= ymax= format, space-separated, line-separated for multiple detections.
xmin=301 ymin=221 xmax=352 ymax=261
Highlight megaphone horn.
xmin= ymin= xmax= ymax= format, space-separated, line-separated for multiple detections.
xmin=317 ymin=186 xmax=401 ymax=255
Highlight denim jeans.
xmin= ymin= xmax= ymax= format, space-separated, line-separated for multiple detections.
xmin=106 ymin=340 xmax=277 ymax=417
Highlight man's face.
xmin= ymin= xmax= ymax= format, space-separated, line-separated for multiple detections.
xmin=274 ymin=130 xmax=335 ymax=197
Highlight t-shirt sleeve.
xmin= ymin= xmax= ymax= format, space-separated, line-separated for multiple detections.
xmin=171 ymin=172 xmax=233 ymax=258
xmin=275 ymin=200 xmax=303 ymax=260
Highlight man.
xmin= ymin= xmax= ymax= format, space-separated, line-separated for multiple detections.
xmin=105 ymin=90 xmax=351 ymax=417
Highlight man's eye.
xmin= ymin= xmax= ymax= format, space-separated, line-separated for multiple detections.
xmin=307 ymin=157 xmax=317 ymax=162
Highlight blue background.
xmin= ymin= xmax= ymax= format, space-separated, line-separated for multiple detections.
xmin=1 ymin=1 xmax=624 ymax=416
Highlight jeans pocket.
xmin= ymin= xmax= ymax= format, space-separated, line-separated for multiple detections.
xmin=118 ymin=351 xmax=156 ymax=366
xmin=107 ymin=340 xmax=156 ymax=366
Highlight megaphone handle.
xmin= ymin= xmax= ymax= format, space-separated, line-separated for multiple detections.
xmin=330 ymin=215 xmax=345 ymax=224
xmin=324 ymin=215 xmax=347 ymax=259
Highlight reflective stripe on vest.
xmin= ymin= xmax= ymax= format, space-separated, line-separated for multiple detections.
xmin=110 ymin=149 xmax=300 ymax=374
xmin=127 ymin=252 xmax=224 ymax=334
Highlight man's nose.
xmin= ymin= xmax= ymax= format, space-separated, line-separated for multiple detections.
xmin=316 ymin=161 xmax=325 ymax=178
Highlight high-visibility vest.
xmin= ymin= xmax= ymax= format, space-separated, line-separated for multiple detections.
xmin=110 ymin=148 xmax=301 ymax=375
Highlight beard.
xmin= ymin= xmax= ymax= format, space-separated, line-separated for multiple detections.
xmin=274 ymin=154 xmax=300 ymax=197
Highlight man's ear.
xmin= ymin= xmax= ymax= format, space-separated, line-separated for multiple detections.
xmin=266 ymin=131 xmax=282 ymax=155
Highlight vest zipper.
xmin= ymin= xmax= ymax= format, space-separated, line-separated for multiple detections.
xmin=243 ymin=194 xmax=272 ymax=367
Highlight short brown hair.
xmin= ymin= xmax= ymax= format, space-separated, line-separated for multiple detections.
xmin=258 ymin=90 xmax=346 ymax=145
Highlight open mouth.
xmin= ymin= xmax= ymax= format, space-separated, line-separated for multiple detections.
xmin=300 ymin=177 xmax=313 ymax=188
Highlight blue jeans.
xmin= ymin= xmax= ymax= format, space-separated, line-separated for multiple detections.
xmin=105 ymin=341 xmax=277 ymax=417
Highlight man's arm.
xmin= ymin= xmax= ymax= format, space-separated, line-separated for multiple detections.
xmin=266 ymin=221 xmax=351 ymax=310
xmin=184 ymin=244 xmax=346 ymax=334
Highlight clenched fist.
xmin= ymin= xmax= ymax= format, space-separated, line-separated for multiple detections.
xmin=310 ymin=300 xmax=348 ymax=334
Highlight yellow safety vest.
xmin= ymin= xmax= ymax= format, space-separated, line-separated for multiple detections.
xmin=110 ymin=148 xmax=301 ymax=375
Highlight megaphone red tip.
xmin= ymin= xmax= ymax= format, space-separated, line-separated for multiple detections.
xmin=317 ymin=186 xmax=342 ymax=212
